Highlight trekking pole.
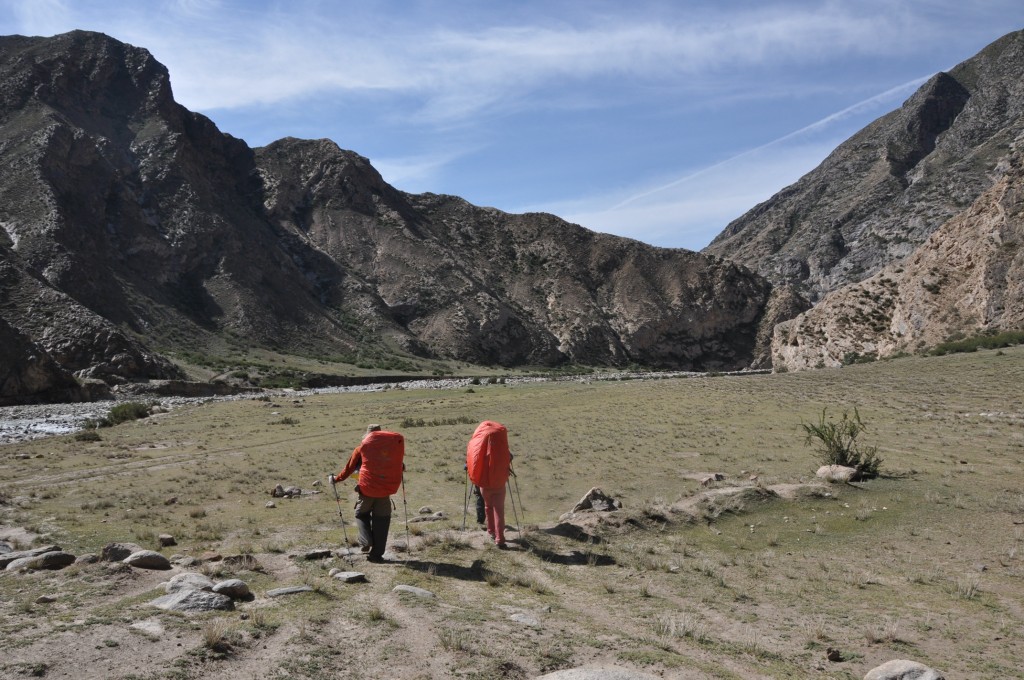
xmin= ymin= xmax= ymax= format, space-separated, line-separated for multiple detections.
xmin=462 ymin=470 xmax=470 ymax=531
xmin=511 ymin=462 xmax=525 ymax=533
xmin=506 ymin=478 xmax=523 ymax=540
xmin=401 ymin=471 xmax=412 ymax=556
xmin=329 ymin=476 xmax=353 ymax=563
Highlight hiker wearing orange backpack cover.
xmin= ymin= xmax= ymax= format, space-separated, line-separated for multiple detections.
xmin=466 ymin=421 xmax=512 ymax=548
xmin=329 ymin=424 xmax=405 ymax=563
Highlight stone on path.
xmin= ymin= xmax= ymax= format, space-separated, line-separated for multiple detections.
xmin=536 ymin=667 xmax=662 ymax=680
xmin=301 ymin=549 xmax=333 ymax=560
xmin=124 ymin=550 xmax=172 ymax=570
xmin=5 ymin=551 xmax=76 ymax=572
xmin=863 ymin=660 xmax=945 ymax=680
xmin=150 ymin=589 xmax=234 ymax=612
xmin=331 ymin=571 xmax=367 ymax=583
xmin=266 ymin=585 xmax=314 ymax=598
xmin=165 ymin=572 xmax=215 ymax=593
xmin=392 ymin=585 xmax=434 ymax=598
xmin=101 ymin=542 xmax=143 ymax=562
xmin=212 ymin=579 xmax=252 ymax=599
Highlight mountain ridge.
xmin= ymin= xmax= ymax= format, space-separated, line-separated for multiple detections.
xmin=0 ymin=30 xmax=794 ymax=403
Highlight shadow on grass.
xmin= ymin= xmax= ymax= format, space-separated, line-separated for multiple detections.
xmin=401 ymin=558 xmax=487 ymax=582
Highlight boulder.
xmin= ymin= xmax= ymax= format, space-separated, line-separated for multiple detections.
xmin=5 ymin=551 xmax=76 ymax=571
xmin=569 ymin=487 xmax=622 ymax=514
xmin=863 ymin=660 xmax=945 ymax=680
xmin=124 ymin=550 xmax=172 ymax=570
xmin=158 ymin=534 xmax=176 ymax=547
xmin=75 ymin=553 xmax=99 ymax=564
xmin=212 ymin=579 xmax=252 ymax=600
xmin=165 ymin=572 xmax=215 ymax=593
xmin=101 ymin=542 xmax=144 ymax=562
xmin=150 ymin=589 xmax=234 ymax=613
xmin=0 ymin=545 xmax=62 ymax=569
xmin=816 ymin=465 xmax=858 ymax=483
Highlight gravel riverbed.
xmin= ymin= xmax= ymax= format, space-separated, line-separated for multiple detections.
xmin=0 ymin=369 xmax=743 ymax=445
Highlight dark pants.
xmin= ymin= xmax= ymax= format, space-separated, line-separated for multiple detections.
xmin=354 ymin=494 xmax=392 ymax=560
xmin=474 ymin=486 xmax=486 ymax=524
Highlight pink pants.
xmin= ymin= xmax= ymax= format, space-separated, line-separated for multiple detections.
xmin=480 ymin=485 xmax=507 ymax=545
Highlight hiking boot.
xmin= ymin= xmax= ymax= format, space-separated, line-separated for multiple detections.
xmin=496 ymin=542 xmax=508 ymax=550
xmin=366 ymin=555 xmax=385 ymax=563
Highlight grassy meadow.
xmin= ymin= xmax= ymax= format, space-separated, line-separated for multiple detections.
xmin=1 ymin=347 xmax=1023 ymax=678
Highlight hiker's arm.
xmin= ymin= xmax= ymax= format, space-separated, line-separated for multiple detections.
xmin=334 ymin=447 xmax=362 ymax=483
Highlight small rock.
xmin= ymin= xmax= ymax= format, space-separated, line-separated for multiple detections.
xmin=200 ymin=552 xmax=223 ymax=563
xmin=569 ymin=487 xmax=622 ymax=514
xmin=863 ymin=659 xmax=945 ymax=680
xmin=150 ymin=589 xmax=234 ymax=613
xmin=124 ymin=550 xmax=172 ymax=570
xmin=312 ymin=480 xmax=321 ymax=487
xmin=509 ymin=611 xmax=541 ymax=627
xmin=158 ymin=534 xmax=176 ymax=547
xmin=35 ymin=595 xmax=57 ymax=604
xmin=0 ymin=541 xmax=12 ymax=555
xmin=101 ymin=542 xmax=144 ymax=562
xmin=271 ymin=484 xmax=285 ymax=497
xmin=418 ymin=506 xmax=432 ymax=514
xmin=212 ymin=579 xmax=252 ymax=599
xmin=392 ymin=585 xmax=435 ymax=598
xmin=267 ymin=585 xmax=314 ymax=598
xmin=266 ymin=501 xmax=276 ymax=508
xmin=165 ymin=572 xmax=215 ymax=593
xmin=826 ymin=647 xmax=844 ymax=662
xmin=75 ymin=553 xmax=99 ymax=564
xmin=332 ymin=571 xmax=367 ymax=583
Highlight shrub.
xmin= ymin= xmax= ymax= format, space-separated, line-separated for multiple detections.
xmin=107 ymin=402 xmax=151 ymax=426
xmin=74 ymin=430 xmax=102 ymax=442
xmin=801 ymin=407 xmax=881 ymax=479
xmin=929 ymin=329 xmax=1024 ymax=356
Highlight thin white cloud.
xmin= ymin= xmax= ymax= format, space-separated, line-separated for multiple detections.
xmin=0 ymin=1 xmax=936 ymax=120
xmin=609 ymin=74 xmax=931 ymax=211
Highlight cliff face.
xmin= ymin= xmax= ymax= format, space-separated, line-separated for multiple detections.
xmin=0 ymin=31 xmax=789 ymax=401
xmin=705 ymin=30 xmax=1024 ymax=303
xmin=772 ymin=145 xmax=1024 ymax=371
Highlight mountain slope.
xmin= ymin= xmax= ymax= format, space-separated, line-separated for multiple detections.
xmin=772 ymin=143 xmax=1024 ymax=370
xmin=704 ymin=29 xmax=1024 ymax=303
xmin=0 ymin=30 xmax=792 ymax=398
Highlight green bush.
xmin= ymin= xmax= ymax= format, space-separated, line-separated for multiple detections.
xmin=801 ymin=407 xmax=882 ymax=479
xmin=74 ymin=430 xmax=102 ymax=442
xmin=930 ymin=329 xmax=1024 ymax=356
xmin=106 ymin=402 xmax=151 ymax=426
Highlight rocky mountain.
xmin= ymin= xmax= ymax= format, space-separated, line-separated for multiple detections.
xmin=0 ymin=30 xmax=794 ymax=401
xmin=772 ymin=144 xmax=1024 ymax=371
xmin=705 ymin=29 xmax=1024 ymax=303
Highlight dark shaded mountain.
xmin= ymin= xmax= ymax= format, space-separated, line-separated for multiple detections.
xmin=0 ymin=30 xmax=795 ymax=399
xmin=705 ymin=29 xmax=1024 ymax=303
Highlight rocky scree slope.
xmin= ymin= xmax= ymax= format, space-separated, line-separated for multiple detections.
xmin=705 ymin=29 xmax=1024 ymax=304
xmin=0 ymin=30 xmax=797 ymax=402
xmin=772 ymin=143 xmax=1024 ymax=370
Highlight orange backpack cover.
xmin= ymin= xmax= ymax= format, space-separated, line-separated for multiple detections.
xmin=466 ymin=421 xmax=510 ymax=488
xmin=354 ymin=430 xmax=405 ymax=497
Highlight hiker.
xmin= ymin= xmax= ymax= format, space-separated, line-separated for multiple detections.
xmin=329 ymin=424 xmax=405 ymax=563
xmin=466 ymin=421 xmax=512 ymax=548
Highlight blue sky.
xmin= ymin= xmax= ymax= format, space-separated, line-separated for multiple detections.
xmin=2 ymin=1 xmax=1022 ymax=250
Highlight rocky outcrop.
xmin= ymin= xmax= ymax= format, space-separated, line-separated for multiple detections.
xmin=0 ymin=316 xmax=87 ymax=405
xmin=772 ymin=146 xmax=1024 ymax=370
xmin=0 ymin=29 xmax=790 ymax=399
xmin=706 ymin=30 xmax=1024 ymax=303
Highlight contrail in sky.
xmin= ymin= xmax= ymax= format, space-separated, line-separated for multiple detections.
xmin=609 ymin=74 xmax=932 ymax=210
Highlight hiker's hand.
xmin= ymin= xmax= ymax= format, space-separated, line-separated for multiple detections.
xmin=327 ymin=474 xmax=336 ymax=485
